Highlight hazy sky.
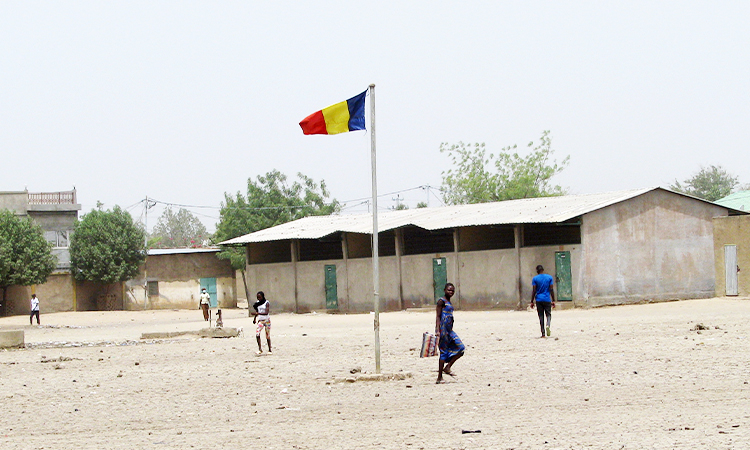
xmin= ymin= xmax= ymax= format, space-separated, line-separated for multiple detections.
xmin=2 ymin=2 xmax=748 ymax=232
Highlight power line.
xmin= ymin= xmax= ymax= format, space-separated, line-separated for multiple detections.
xmin=130 ymin=184 xmax=446 ymax=218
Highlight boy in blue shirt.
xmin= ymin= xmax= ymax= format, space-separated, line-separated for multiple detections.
xmin=530 ymin=265 xmax=556 ymax=337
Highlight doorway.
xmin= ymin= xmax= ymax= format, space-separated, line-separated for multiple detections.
xmin=554 ymin=251 xmax=573 ymax=301
xmin=432 ymin=258 xmax=447 ymax=304
xmin=324 ymin=265 xmax=338 ymax=309
xmin=725 ymin=245 xmax=738 ymax=296
xmin=200 ymin=278 xmax=218 ymax=307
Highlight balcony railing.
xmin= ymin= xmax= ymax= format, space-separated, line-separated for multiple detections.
xmin=28 ymin=190 xmax=77 ymax=205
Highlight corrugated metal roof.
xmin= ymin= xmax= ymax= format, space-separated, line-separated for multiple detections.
xmin=218 ymin=187 xmax=737 ymax=245
xmin=715 ymin=190 xmax=750 ymax=212
xmin=148 ymin=248 xmax=221 ymax=256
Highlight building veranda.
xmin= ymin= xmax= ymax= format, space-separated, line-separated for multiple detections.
xmin=220 ymin=187 xmax=746 ymax=313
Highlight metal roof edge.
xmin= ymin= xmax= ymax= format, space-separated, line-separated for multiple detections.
xmin=217 ymin=187 xmax=748 ymax=244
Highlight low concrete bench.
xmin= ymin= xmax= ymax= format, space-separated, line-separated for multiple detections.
xmin=0 ymin=330 xmax=25 ymax=348
xmin=140 ymin=327 xmax=241 ymax=340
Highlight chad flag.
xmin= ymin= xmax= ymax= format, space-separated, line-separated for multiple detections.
xmin=299 ymin=90 xmax=367 ymax=135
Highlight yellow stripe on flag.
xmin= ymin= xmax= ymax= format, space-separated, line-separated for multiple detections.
xmin=321 ymin=101 xmax=352 ymax=135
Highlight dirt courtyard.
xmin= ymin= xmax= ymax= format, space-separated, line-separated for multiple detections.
xmin=1 ymin=298 xmax=749 ymax=449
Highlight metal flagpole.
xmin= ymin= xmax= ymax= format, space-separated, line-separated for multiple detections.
xmin=369 ymin=83 xmax=380 ymax=374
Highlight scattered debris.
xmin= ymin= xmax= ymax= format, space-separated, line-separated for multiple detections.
xmin=332 ymin=372 xmax=413 ymax=383
xmin=41 ymin=356 xmax=78 ymax=363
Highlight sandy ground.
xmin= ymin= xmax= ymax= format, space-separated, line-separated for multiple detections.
xmin=1 ymin=298 xmax=750 ymax=450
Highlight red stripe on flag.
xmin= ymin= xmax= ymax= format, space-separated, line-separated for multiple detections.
xmin=299 ymin=110 xmax=329 ymax=135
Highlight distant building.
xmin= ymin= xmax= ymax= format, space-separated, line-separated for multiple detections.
xmin=220 ymin=187 xmax=746 ymax=312
xmin=0 ymin=190 xmax=82 ymax=315
xmin=0 ymin=189 xmax=80 ymax=269
xmin=124 ymin=248 xmax=237 ymax=311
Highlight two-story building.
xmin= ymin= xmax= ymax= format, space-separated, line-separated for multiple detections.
xmin=0 ymin=189 xmax=81 ymax=315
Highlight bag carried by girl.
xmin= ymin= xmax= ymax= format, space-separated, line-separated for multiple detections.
xmin=420 ymin=332 xmax=438 ymax=358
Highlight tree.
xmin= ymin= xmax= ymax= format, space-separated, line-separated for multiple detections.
xmin=217 ymin=169 xmax=340 ymax=237
xmin=150 ymin=207 xmax=208 ymax=248
xmin=0 ymin=210 xmax=57 ymax=315
xmin=70 ymin=206 xmax=146 ymax=285
xmin=440 ymin=130 xmax=569 ymax=205
xmin=670 ymin=165 xmax=740 ymax=202
xmin=214 ymin=170 xmax=340 ymax=312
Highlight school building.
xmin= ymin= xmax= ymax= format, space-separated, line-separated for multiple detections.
xmin=220 ymin=187 xmax=746 ymax=312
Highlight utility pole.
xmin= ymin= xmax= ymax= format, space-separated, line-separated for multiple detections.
xmin=143 ymin=197 xmax=156 ymax=310
xmin=392 ymin=194 xmax=403 ymax=210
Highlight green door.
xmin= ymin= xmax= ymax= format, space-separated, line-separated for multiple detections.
xmin=200 ymin=278 xmax=218 ymax=307
xmin=554 ymin=251 xmax=573 ymax=301
xmin=432 ymin=258 xmax=448 ymax=304
xmin=324 ymin=265 xmax=338 ymax=309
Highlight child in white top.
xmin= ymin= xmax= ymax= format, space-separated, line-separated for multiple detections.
xmin=252 ymin=291 xmax=272 ymax=354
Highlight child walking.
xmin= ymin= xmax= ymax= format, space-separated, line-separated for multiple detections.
xmin=252 ymin=291 xmax=272 ymax=355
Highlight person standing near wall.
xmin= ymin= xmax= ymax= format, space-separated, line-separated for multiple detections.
xmin=199 ymin=288 xmax=211 ymax=321
xmin=30 ymin=294 xmax=40 ymax=325
xmin=530 ymin=265 xmax=556 ymax=337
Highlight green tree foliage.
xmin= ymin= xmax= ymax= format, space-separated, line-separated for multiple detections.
xmin=669 ymin=165 xmax=740 ymax=202
xmin=0 ymin=210 xmax=57 ymax=313
xmin=70 ymin=206 xmax=146 ymax=284
xmin=216 ymin=169 xmax=340 ymax=244
xmin=214 ymin=170 xmax=339 ymax=311
xmin=150 ymin=207 xmax=208 ymax=248
xmin=215 ymin=169 xmax=340 ymax=267
xmin=440 ymin=130 xmax=569 ymax=205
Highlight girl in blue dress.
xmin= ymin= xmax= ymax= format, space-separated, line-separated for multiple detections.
xmin=435 ymin=282 xmax=465 ymax=383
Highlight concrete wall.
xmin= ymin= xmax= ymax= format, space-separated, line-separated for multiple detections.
xmin=457 ymin=249 xmax=517 ymax=309
xmin=245 ymin=256 xmax=402 ymax=313
xmin=297 ymin=259 xmax=335 ymax=313
xmin=245 ymin=262 xmax=296 ymax=312
xmin=0 ymin=192 xmax=31 ymax=215
xmin=125 ymin=277 xmax=235 ymax=310
xmin=27 ymin=210 xmax=79 ymax=231
xmin=243 ymin=245 xmax=583 ymax=312
xmin=1 ymin=274 xmax=77 ymax=316
xmin=0 ymin=274 xmax=123 ymax=316
xmin=713 ymin=215 xmax=750 ymax=297
xmin=582 ymin=189 xmax=723 ymax=306
xmin=35 ymin=273 xmax=77 ymax=312
xmin=344 ymin=256 xmax=401 ymax=312
xmin=453 ymin=245 xmax=582 ymax=309
xmin=125 ymin=252 xmax=237 ymax=310
xmin=77 ymin=281 xmax=123 ymax=311
xmin=400 ymin=254 xmax=448 ymax=308
xmin=1 ymin=285 xmax=32 ymax=316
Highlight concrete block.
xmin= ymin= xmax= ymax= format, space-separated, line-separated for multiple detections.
xmin=0 ymin=330 xmax=25 ymax=348
xmin=197 ymin=327 xmax=241 ymax=338
xmin=140 ymin=331 xmax=195 ymax=340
